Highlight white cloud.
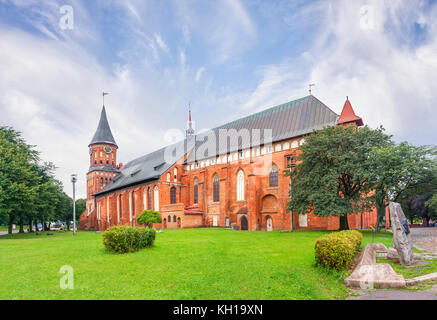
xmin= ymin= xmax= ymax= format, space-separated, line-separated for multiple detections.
xmin=195 ymin=67 xmax=205 ymax=82
xmin=155 ymin=33 xmax=170 ymax=54
xmin=241 ymin=0 xmax=437 ymax=144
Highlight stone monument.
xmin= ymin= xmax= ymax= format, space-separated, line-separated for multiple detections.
xmin=389 ymin=202 xmax=414 ymax=266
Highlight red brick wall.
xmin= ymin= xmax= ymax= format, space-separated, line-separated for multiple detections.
xmin=81 ymin=136 xmax=380 ymax=232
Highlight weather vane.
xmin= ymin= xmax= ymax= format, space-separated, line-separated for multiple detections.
xmin=309 ymin=84 xmax=315 ymax=96
xmin=103 ymin=92 xmax=110 ymax=106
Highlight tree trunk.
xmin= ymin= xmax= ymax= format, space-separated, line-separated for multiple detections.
xmin=375 ymin=204 xmax=386 ymax=233
xmin=8 ymin=214 xmax=13 ymax=235
xmin=339 ymin=215 xmax=349 ymax=230
xmin=66 ymin=221 xmax=70 ymax=231
xmin=28 ymin=218 xmax=33 ymax=233
xmin=19 ymin=216 xmax=24 ymax=233
xmin=35 ymin=221 xmax=39 ymax=232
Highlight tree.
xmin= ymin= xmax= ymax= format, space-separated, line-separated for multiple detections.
xmin=0 ymin=127 xmax=41 ymax=234
xmin=287 ymin=125 xmax=391 ymax=230
xmin=426 ymin=194 xmax=437 ymax=216
xmin=136 ymin=210 xmax=162 ymax=228
xmin=368 ymin=143 xmax=437 ymax=231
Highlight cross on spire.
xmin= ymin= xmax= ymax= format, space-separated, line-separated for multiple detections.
xmin=103 ymin=92 xmax=110 ymax=106
xmin=309 ymin=84 xmax=315 ymax=96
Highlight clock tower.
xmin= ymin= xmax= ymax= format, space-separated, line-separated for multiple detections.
xmin=86 ymin=105 xmax=120 ymax=204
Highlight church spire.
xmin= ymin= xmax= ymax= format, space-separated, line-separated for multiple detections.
xmin=89 ymin=105 xmax=118 ymax=147
xmin=186 ymin=103 xmax=195 ymax=138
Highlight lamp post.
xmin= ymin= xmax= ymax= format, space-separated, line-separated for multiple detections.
xmin=71 ymin=174 xmax=77 ymax=236
xmin=286 ymin=155 xmax=296 ymax=231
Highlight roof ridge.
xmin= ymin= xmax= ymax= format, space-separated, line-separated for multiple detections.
xmin=213 ymin=95 xmax=310 ymax=130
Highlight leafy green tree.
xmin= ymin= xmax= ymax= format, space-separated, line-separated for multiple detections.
xmin=368 ymin=143 xmax=437 ymax=230
xmin=287 ymin=125 xmax=391 ymax=230
xmin=426 ymin=194 xmax=437 ymax=215
xmin=0 ymin=127 xmax=41 ymax=234
xmin=137 ymin=210 xmax=162 ymax=228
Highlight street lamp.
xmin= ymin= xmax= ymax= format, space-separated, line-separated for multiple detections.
xmin=71 ymin=174 xmax=77 ymax=236
xmin=286 ymin=155 xmax=296 ymax=231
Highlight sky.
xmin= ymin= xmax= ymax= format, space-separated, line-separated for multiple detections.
xmin=0 ymin=0 xmax=436 ymax=199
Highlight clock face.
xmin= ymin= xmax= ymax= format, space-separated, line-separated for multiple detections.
xmin=89 ymin=147 xmax=93 ymax=155
xmin=103 ymin=146 xmax=113 ymax=154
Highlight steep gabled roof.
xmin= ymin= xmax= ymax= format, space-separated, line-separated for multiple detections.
xmin=94 ymin=139 xmax=195 ymax=196
xmin=94 ymin=95 xmax=342 ymax=195
xmin=337 ymin=98 xmax=364 ymax=126
xmin=186 ymin=95 xmax=339 ymax=162
xmin=89 ymin=106 xmax=118 ymax=147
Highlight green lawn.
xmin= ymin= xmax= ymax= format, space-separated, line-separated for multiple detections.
xmin=0 ymin=228 xmax=392 ymax=300
xmin=377 ymin=257 xmax=437 ymax=279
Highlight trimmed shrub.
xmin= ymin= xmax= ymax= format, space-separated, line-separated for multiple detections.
xmin=315 ymin=230 xmax=363 ymax=271
xmin=136 ymin=210 xmax=162 ymax=228
xmin=102 ymin=226 xmax=156 ymax=254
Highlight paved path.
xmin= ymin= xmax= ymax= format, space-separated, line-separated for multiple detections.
xmin=348 ymin=285 xmax=437 ymax=300
xmin=410 ymin=227 xmax=437 ymax=255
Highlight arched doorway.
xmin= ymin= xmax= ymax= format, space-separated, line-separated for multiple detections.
xmin=177 ymin=217 xmax=181 ymax=229
xmin=240 ymin=215 xmax=248 ymax=231
xmin=163 ymin=218 xmax=167 ymax=229
xmin=266 ymin=216 xmax=273 ymax=231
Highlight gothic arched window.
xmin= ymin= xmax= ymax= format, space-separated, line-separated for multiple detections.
xmin=148 ymin=187 xmax=152 ymax=210
xmin=237 ymin=170 xmax=245 ymax=201
xmin=170 ymin=186 xmax=176 ymax=204
xmin=213 ymin=174 xmax=219 ymax=202
xmin=173 ymin=215 xmax=177 ymax=223
xmin=269 ymin=165 xmax=279 ymax=187
xmin=194 ymin=179 xmax=198 ymax=204
xmin=154 ymin=186 xmax=159 ymax=211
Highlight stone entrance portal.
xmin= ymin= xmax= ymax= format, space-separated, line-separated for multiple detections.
xmin=266 ymin=216 xmax=273 ymax=231
xmin=241 ymin=216 xmax=248 ymax=230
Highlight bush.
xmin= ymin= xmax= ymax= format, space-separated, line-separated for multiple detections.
xmin=102 ymin=226 xmax=156 ymax=254
xmin=136 ymin=210 xmax=162 ymax=228
xmin=315 ymin=230 xmax=363 ymax=271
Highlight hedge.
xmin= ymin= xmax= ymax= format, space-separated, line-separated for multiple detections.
xmin=314 ymin=230 xmax=363 ymax=271
xmin=102 ymin=226 xmax=156 ymax=254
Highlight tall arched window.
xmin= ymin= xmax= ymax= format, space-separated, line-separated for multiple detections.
xmin=154 ymin=186 xmax=159 ymax=211
xmin=237 ymin=170 xmax=245 ymax=201
xmin=213 ymin=174 xmax=219 ymax=202
xmin=269 ymin=165 xmax=279 ymax=187
xmin=170 ymin=186 xmax=176 ymax=204
xmin=194 ymin=179 xmax=198 ymax=204
xmin=143 ymin=188 xmax=147 ymax=210
xmin=168 ymin=215 xmax=171 ymax=222
xmin=173 ymin=215 xmax=177 ymax=222
xmin=148 ymin=187 xmax=152 ymax=210
xmin=174 ymin=168 xmax=178 ymax=182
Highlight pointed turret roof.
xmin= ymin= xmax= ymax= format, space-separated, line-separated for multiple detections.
xmin=89 ymin=106 xmax=118 ymax=147
xmin=337 ymin=97 xmax=364 ymax=126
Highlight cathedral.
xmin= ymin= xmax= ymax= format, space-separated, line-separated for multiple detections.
xmin=79 ymin=95 xmax=379 ymax=231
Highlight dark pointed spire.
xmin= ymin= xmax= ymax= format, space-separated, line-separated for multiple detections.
xmin=89 ymin=106 xmax=118 ymax=147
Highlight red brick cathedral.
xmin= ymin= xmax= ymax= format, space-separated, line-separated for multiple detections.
xmin=79 ymin=95 xmax=379 ymax=231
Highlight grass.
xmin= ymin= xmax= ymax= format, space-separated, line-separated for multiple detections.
xmin=376 ymin=257 xmax=437 ymax=279
xmin=0 ymin=228 xmax=392 ymax=300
